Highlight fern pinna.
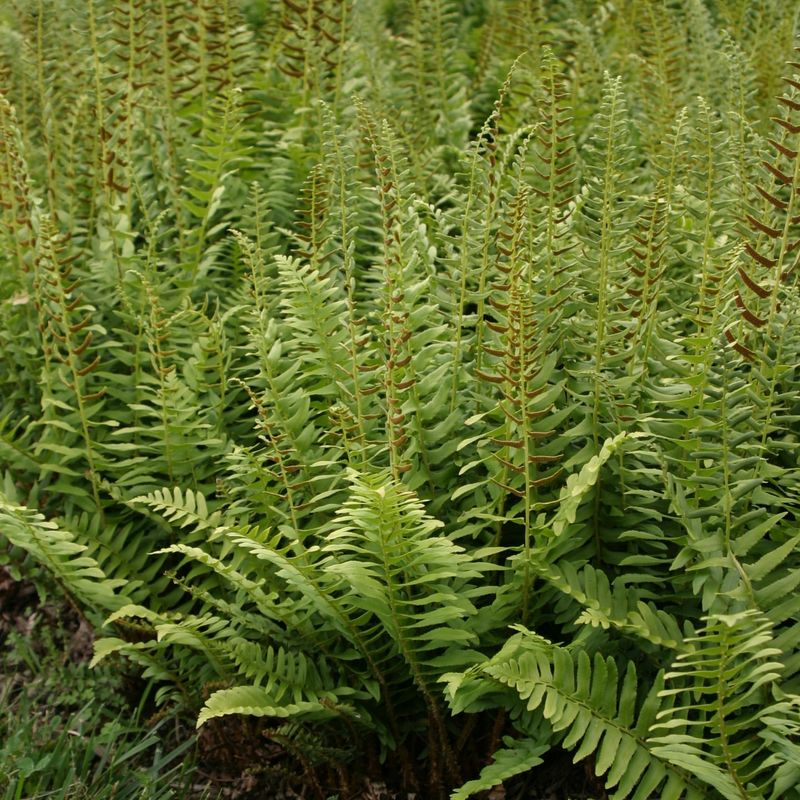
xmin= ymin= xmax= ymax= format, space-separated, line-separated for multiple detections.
xmin=1 ymin=2 xmax=800 ymax=799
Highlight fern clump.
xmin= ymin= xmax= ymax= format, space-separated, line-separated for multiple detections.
xmin=2 ymin=1 xmax=800 ymax=798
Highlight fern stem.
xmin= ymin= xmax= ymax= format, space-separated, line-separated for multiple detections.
xmin=35 ymin=0 xmax=57 ymax=214
xmin=372 ymin=493 xmax=459 ymax=791
xmin=43 ymin=227 xmax=103 ymax=513
xmin=715 ymin=646 xmax=750 ymax=799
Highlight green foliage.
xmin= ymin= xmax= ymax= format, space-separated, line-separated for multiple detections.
xmin=1 ymin=1 xmax=800 ymax=797
xmin=449 ymin=735 xmax=547 ymax=800
xmin=445 ymin=627 xmax=707 ymax=800
xmin=0 ymin=492 xmax=128 ymax=616
xmin=0 ymin=610 xmax=200 ymax=800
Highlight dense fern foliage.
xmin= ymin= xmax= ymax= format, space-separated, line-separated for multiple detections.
xmin=2 ymin=1 xmax=800 ymax=798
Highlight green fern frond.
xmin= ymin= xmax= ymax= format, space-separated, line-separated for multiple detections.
xmin=650 ymin=610 xmax=792 ymax=798
xmin=448 ymin=627 xmax=707 ymax=800
xmin=0 ymin=492 xmax=128 ymax=614
xmin=450 ymin=735 xmax=548 ymax=800
xmin=197 ymin=685 xmax=338 ymax=728
xmin=133 ymin=486 xmax=221 ymax=532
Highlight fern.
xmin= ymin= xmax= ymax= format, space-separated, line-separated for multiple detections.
xmin=445 ymin=627 xmax=708 ymax=800
xmin=650 ymin=611 xmax=800 ymax=799
xmin=450 ymin=735 xmax=548 ymax=800
xmin=2 ymin=2 xmax=800 ymax=797
xmin=0 ymin=491 xmax=127 ymax=615
xmin=197 ymin=686 xmax=338 ymax=728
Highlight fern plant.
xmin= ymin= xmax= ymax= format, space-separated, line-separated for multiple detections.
xmin=2 ymin=2 xmax=800 ymax=798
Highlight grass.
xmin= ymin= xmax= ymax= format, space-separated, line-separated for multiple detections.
xmin=0 ymin=569 xmax=202 ymax=800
